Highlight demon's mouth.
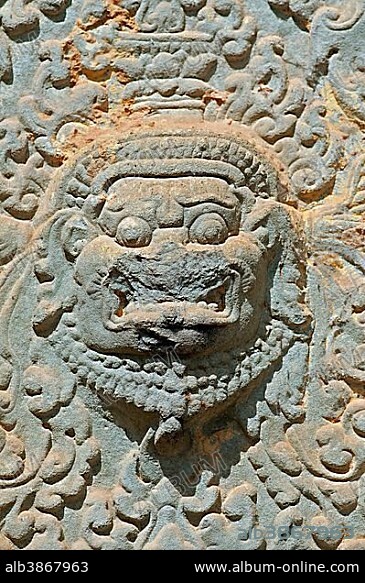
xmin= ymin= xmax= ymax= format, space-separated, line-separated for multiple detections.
xmin=104 ymin=272 xmax=241 ymax=331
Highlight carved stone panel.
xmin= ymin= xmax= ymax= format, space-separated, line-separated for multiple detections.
xmin=0 ymin=0 xmax=364 ymax=551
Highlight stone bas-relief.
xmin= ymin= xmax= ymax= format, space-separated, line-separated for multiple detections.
xmin=0 ymin=0 xmax=365 ymax=551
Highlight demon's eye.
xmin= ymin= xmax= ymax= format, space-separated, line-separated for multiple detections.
xmin=189 ymin=213 xmax=229 ymax=245
xmin=116 ymin=216 xmax=152 ymax=247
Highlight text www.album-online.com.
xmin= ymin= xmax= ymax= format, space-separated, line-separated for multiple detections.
xmin=194 ymin=561 xmax=359 ymax=574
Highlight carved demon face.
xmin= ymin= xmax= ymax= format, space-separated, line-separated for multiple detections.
xmin=32 ymin=129 xmax=309 ymax=430
xmin=74 ymin=176 xmax=268 ymax=356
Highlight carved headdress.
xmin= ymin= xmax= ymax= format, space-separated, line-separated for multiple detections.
xmin=0 ymin=0 xmax=364 ymax=551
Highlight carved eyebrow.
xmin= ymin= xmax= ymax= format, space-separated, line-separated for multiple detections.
xmin=174 ymin=196 xmax=237 ymax=209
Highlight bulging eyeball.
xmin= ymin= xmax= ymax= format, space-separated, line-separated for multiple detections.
xmin=116 ymin=216 xmax=152 ymax=247
xmin=189 ymin=213 xmax=229 ymax=245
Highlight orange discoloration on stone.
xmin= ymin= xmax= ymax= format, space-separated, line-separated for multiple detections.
xmin=63 ymin=0 xmax=137 ymax=87
xmin=341 ymin=226 xmax=365 ymax=250
xmin=59 ymin=2 xmax=143 ymax=161
xmin=77 ymin=0 xmax=138 ymax=32
xmin=60 ymin=108 xmax=153 ymax=161
xmin=321 ymin=253 xmax=344 ymax=270
xmin=63 ymin=41 xmax=83 ymax=87
xmin=202 ymin=89 xmax=229 ymax=107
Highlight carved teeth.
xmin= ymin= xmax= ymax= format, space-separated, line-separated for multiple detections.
xmin=197 ymin=279 xmax=228 ymax=312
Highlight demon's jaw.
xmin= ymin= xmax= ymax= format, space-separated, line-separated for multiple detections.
xmin=74 ymin=236 xmax=267 ymax=357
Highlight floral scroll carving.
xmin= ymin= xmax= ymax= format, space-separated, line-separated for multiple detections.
xmin=0 ymin=0 xmax=364 ymax=550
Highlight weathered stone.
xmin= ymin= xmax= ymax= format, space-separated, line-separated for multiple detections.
xmin=0 ymin=0 xmax=364 ymax=551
